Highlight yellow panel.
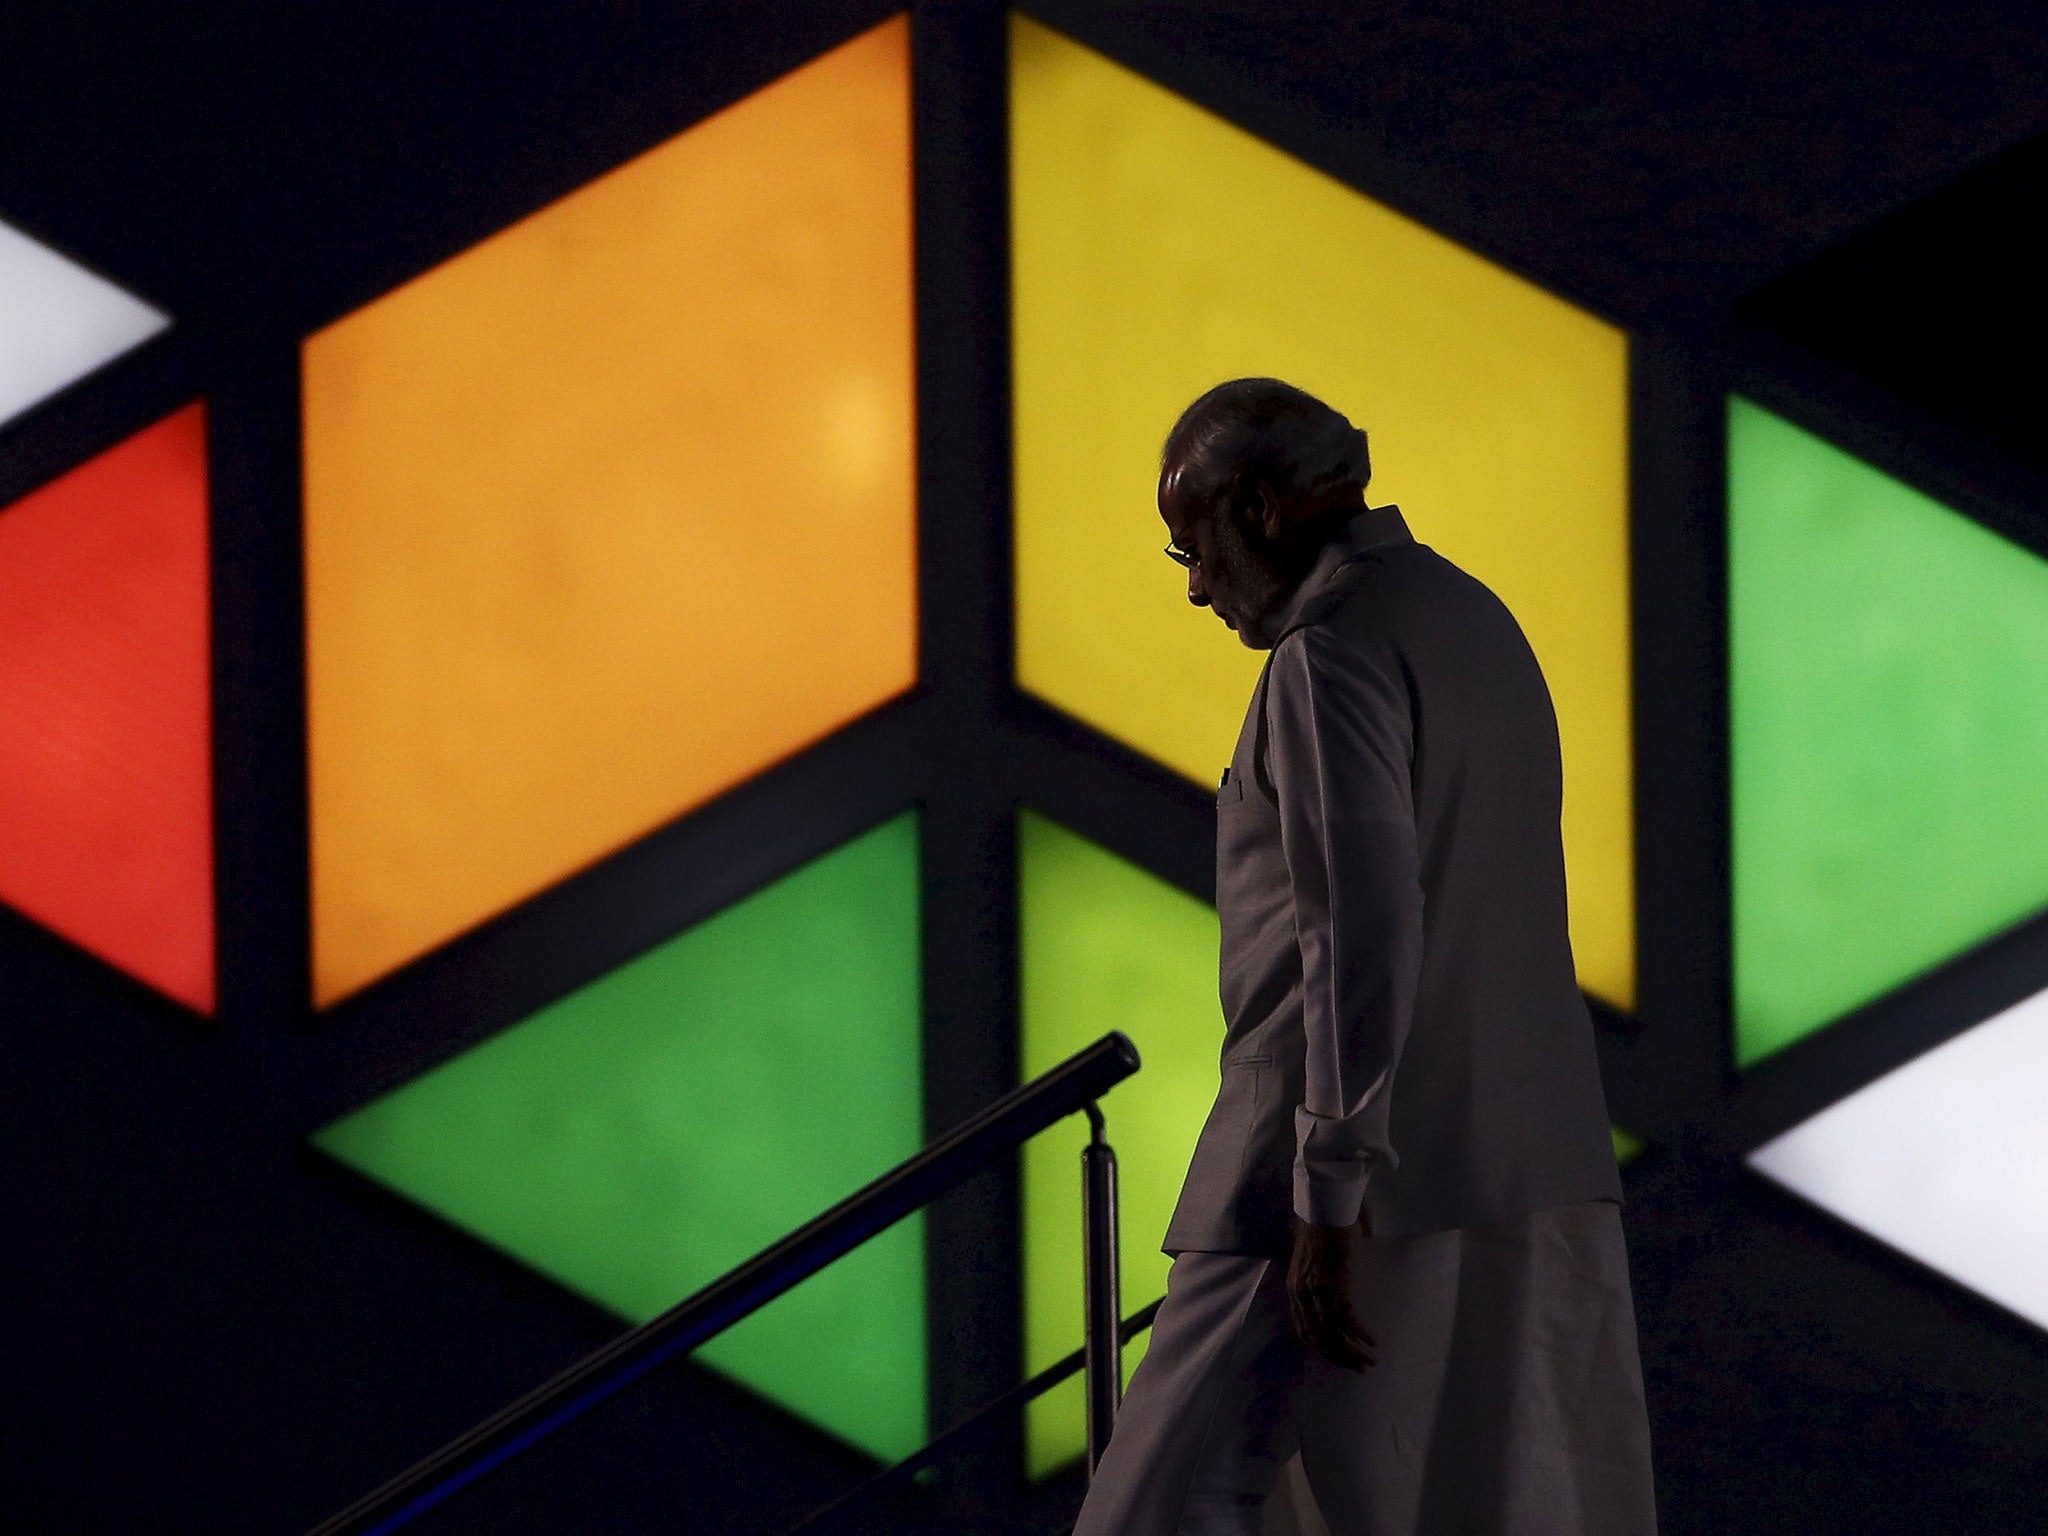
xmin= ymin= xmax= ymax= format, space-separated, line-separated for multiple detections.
xmin=1010 ymin=15 xmax=1635 ymax=1007
xmin=304 ymin=17 xmax=917 ymax=1004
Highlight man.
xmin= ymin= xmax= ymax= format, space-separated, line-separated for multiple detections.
xmin=1072 ymin=379 xmax=1657 ymax=1535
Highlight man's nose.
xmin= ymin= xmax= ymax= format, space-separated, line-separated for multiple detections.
xmin=1187 ymin=565 xmax=1211 ymax=608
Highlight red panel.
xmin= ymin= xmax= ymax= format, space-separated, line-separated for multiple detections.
xmin=0 ymin=403 xmax=214 ymax=1013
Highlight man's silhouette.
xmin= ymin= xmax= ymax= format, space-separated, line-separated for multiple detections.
xmin=1072 ymin=379 xmax=1657 ymax=1535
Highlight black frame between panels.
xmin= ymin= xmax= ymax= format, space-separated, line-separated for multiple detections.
xmin=1609 ymin=326 xmax=1733 ymax=1140
xmin=907 ymin=2 xmax=1027 ymax=1508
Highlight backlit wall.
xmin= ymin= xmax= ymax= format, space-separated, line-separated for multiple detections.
xmin=4 ymin=4 xmax=2045 ymax=1509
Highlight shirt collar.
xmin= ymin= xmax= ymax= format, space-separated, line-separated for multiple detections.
xmin=1259 ymin=503 xmax=1412 ymax=640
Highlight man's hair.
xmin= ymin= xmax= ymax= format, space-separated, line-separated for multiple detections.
xmin=1159 ymin=377 xmax=1371 ymax=520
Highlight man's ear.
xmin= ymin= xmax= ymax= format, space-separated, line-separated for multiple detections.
xmin=1255 ymin=478 xmax=1286 ymax=542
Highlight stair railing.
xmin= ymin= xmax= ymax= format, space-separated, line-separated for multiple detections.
xmin=309 ymin=1031 xmax=1146 ymax=1536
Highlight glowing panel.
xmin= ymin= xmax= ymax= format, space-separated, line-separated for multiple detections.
xmin=1612 ymin=1126 xmax=1645 ymax=1165
xmin=1748 ymin=981 xmax=2048 ymax=1333
xmin=313 ymin=813 xmax=926 ymax=1460
xmin=1019 ymin=810 xmax=1224 ymax=1476
xmin=303 ymin=16 xmax=917 ymax=1004
xmin=1009 ymin=15 xmax=1635 ymax=1008
xmin=0 ymin=217 xmax=169 ymax=428
xmin=1729 ymin=398 xmax=2048 ymax=1064
xmin=0 ymin=404 xmax=213 ymax=1012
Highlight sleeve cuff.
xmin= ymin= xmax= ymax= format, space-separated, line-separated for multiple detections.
xmin=1293 ymin=1155 xmax=1371 ymax=1228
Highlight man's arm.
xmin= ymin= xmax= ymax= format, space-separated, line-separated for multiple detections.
xmin=1266 ymin=622 xmax=1425 ymax=1227
xmin=1265 ymin=623 xmax=1425 ymax=1366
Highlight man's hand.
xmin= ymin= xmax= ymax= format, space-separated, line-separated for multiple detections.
xmin=1287 ymin=1215 xmax=1378 ymax=1370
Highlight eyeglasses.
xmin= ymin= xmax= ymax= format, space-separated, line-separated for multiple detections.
xmin=1163 ymin=541 xmax=1200 ymax=571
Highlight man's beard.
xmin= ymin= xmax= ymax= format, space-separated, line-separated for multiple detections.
xmin=1208 ymin=510 xmax=1295 ymax=647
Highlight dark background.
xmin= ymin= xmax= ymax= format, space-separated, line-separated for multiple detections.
xmin=3 ymin=3 xmax=2046 ymax=1532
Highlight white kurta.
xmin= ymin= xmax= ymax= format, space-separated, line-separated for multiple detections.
xmin=1091 ymin=506 xmax=1653 ymax=1533
xmin=1075 ymin=1198 xmax=1658 ymax=1536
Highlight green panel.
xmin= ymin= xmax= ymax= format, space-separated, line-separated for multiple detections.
xmin=313 ymin=813 xmax=927 ymax=1461
xmin=1611 ymin=1125 xmax=1645 ymax=1165
xmin=1729 ymin=397 xmax=2048 ymax=1065
xmin=1019 ymin=810 xmax=1224 ymax=1477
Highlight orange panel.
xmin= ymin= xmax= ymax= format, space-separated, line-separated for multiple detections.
xmin=0 ymin=403 xmax=214 ymax=1012
xmin=302 ymin=17 xmax=917 ymax=1004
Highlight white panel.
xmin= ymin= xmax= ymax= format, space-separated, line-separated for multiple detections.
xmin=1748 ymin=982 xmax=2048 ymax=1331
xmin=0 ymin=218 xmax=170 ymax=428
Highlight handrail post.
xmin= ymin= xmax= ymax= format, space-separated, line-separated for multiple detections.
xmin=1081 ymin=1101 xmax=1122 ymax=1478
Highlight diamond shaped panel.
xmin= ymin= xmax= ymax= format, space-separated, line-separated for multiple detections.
xmin=0 ymin=217 xmax=169 ymax=429
xmin=1018 ymin=809 xmax=1223 ymax=1476
xmin=314 ymin=812 xmax=927 ymax=1461
xmin=0 ymin=403 xmax=213 ymax=1012
xmin=1729 ymin=397 xmax=2048 ymax=1064
xmin=302 ymin=16 xmax=917 ymax=1004
xmin=1748 ymin=981 xmax=2048 ymax=1333
xmin=1009 ymin=14 xmax=1635 ymax=1008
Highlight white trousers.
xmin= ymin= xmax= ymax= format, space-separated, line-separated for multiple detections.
xmin=1071 ymin=1200 xmax=1658 ymax=1536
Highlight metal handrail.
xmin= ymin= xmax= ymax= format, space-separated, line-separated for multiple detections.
xmin=308 ymin=1030 xmax=1142 ymax=1536
xmin=1080 ymin=1103 xmax=1123 ymax=1473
